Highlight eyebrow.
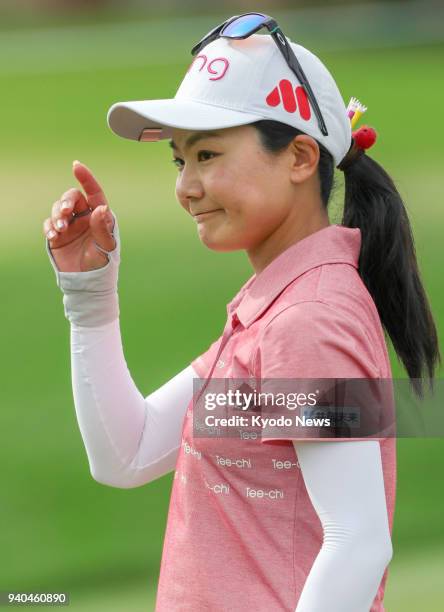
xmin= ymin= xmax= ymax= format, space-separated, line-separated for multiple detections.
xmin=168 ymin=131 xmax=223 ymax=153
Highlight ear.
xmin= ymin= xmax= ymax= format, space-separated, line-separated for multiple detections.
xmin=288 ymin=135 xmax=320 ymax=184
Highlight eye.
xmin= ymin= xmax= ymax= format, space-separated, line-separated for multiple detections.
xmin=198 ymin=150 xmax=217 ymax=162
xmin=171 ymin=150 xmax=218 ymax=171
xmin=172 ymin=157 xmax=184 ymax=170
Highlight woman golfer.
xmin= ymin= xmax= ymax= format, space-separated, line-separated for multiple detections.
xmin=42 ymin=13 xmax=440 ymax=612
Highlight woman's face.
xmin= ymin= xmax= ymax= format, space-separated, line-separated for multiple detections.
xmin=170 ymin=125 xmax=322 ymax=268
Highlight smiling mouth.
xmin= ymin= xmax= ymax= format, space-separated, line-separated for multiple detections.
xmin=192 ymin=209 xmax=223 ymax=219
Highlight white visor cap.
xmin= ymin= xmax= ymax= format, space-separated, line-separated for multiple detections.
xmin=107 ymin=34 xmax=352 ymax=168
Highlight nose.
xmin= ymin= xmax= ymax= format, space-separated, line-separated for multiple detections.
xmin=175 ymin=165 xmax=204 ymax=211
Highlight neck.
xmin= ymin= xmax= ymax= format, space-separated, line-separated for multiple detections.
xmin=247 ymin=208 xmax=330 ymax=275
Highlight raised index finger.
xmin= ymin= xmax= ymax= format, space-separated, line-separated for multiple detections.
xmin=72 ymin=160 xmax=108 ymax=210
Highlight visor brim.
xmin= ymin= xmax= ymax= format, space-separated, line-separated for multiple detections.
xmin=107 ymin=98 xmax=266 ymax=141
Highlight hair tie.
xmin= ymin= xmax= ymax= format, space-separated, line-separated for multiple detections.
xmin=337 ymin=97 xmax=377 ymax=172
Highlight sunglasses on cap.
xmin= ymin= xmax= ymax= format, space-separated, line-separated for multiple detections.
xmin=191 ymin=12 xmax=329 ymax=137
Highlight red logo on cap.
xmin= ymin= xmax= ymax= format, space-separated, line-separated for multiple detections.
xmin=265 ymin=80 xmax=312 ymax=121
xmin=186 ymin=54 xmax=229 ymax=81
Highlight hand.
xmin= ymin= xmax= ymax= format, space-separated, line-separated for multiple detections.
xmin=42 ymin=161 xmax=117 ymax=272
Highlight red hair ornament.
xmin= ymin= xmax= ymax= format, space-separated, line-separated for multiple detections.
xmin=337 ymin=97 xmax=377 ymax=172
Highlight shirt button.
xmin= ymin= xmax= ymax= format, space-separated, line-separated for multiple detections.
xmin=216 ymin=359 xmax=225 ymax=369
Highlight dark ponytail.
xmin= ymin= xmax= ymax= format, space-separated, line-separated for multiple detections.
xmin=251 ymin=119 xmax=440 ymax=398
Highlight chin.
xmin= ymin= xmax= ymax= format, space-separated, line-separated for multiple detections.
xmin=197 ymin=230 xmax=243 ymax=252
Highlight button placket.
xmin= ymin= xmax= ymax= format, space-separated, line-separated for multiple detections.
xmin=194 ymin=325 xmax=234 ymax=405
xmin=194 ymin=311 xmax=241 ymax=404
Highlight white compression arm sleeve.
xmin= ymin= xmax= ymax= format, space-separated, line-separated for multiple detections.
xmin=293 ymin=440 xmax=393 ymax=612
xmin=46 ymin=213 xmax=196 ymax=488
xmin=70 ymin=322 xmax=196 ymax=488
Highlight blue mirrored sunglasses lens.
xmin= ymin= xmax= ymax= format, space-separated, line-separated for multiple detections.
xmin=222 ymin=14 xmax=267 ymax=37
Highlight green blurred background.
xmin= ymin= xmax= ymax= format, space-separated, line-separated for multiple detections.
xmin=1 ymin=0 xmax=443 ymax=610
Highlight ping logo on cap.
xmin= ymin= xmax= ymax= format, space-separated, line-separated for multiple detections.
xmin=186 ymin=54 xmax=230 ymax=81
xmin=266 ymin=80 xmax=312 ymax=121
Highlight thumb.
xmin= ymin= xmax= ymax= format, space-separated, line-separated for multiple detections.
xmin=90 ymin=205 xmax=116 ymax=253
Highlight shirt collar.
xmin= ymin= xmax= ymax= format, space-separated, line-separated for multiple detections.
xmin=227 ymin=224 xmax=361 ymax=329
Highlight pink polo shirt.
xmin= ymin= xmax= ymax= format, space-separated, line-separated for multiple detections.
xmin=155 ymin=224 xmax=396 ymax=611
